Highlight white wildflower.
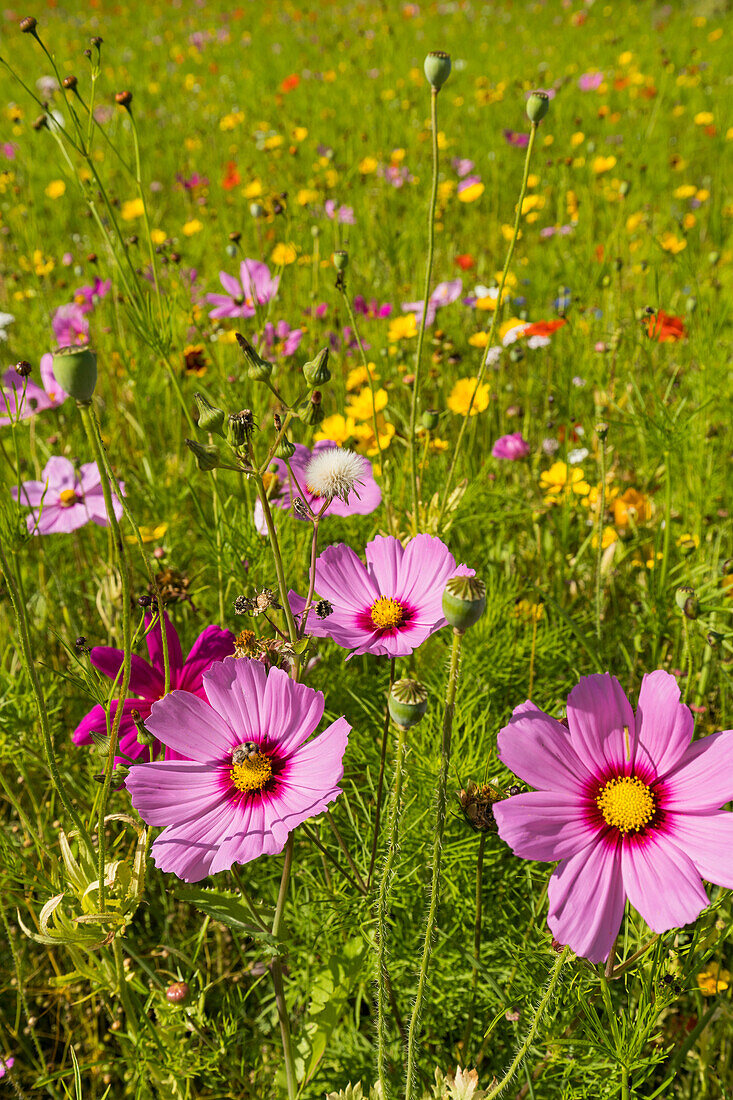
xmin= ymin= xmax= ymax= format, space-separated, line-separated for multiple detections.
xmin=305 ymin=447 xmax=365 ymax=504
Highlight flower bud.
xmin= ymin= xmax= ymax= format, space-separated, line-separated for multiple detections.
xmin=225 ymin=243 xmax=238 ymax=259
xmin=131 ymin=708 xmax=154 ymax=747
xmin=15 ymin=360 xmax=32 ymax=378
xmin=295 ymin=392 xmax=324 ymax=427
xmin=722 ymin=559 xmax=733 ymax=577
xmin=185 ymin=439 xmax=221 ymax=471
xmin=275 ymin=436 xmax=296 ymax=460
xmin=526 ymin=90 xmax=550 ymax=124
xmin=442 ymin=575 xmax=486 ymax=631
xmin=684 ymin=595 xmax=700 ymax=621
xmin=20 ymin=16 xmax=38 ymax=33
xmin=226 ymin=409 xmax=255 ymax=447
xmin=388 ymin=679 xmax=428 ymax=729
xmin=165 ymin=981 xmax=190 ymax=1005
xmin=115 ymin=90 xmax=133 ymax=108
xmin=52 ymin=345 xmax=97 ymax=403
xmin=194 ymin=393 xmax=225 ymax=436
xmin=302 ymin=347 xmax=331 ymax=388
xmin=675 ymin=586 xmax=695 ymax=612
xmin=708 ymin=251 xmax=720 ymax=267
xmin=62 ymin=75 xmax=78 ymax=91
xmin=332 ymin=250 xmax=348 ymax=273
xmin=422 ymin=408 xmax=440 ymax=431
xmin=236 ymin=332 xmax=273 ymax=382
xmin=424 ymin=51 xmax=451 ymax=90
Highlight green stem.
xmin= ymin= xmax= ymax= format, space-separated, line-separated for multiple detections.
xmin=659 ymin=448 xmax=672 ymax=596
xmin=621 ymin=1067 xmax=630 ymax=1100
xmin=485 ymin=946 xmax=570 ymax=1099
xmin=460 ymin=830 xmax=487 ymax=1061
xmin=325 ymin=808 xmax=368 ymax=894
xmin=253 ymin=478 xmax=299 ymax=652
xmin=409 ymin=86 xmax=440 ymax=535
xmin=128 ymin=108 xmax=165 ymax=335
xmin=271 ymin=834 xmax=297 ymax=1100
xmin=367 ymin=658 xmax=397 ymax=888
xmin=78 ymin=402 xmax=133 ymax=909
xmin=595 ymin=431 xmax=607 ymax=642
xmin=0 ymin=896 xmax=45 ymax=1070
xmin=405 ymin=628 xmax=463 ymax=1099
xmin=376 ymin=721 xmax=408 ymax=1098
xmin=436 ymin=122 xmax=538 ymax=531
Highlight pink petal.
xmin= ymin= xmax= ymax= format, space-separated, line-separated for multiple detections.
xmin=497 ymin=701 xmax=593 ymax=793
xmin=621 ymin=832 xmax=708 ymax=932
xmin=665 ymin=811 xmax=733 ymax=889
xmin=219 ymin=270 xmax=244 ymax=297
xmin=566 ymin=674 xmax=635 ymax=778
xmin=494 ymin=791 xmax=599 ymax=861
xmin=125 ymin=760 xmax=222 ymax=825
xmin=314 ymin=543 xmax=379 ymax=611
xmin=11 ymin=480 xmax=49 ymax=506
xmin=547 ymin=840 xmax=626 ymax=963
xmin=364 ymin=535 xmax=404 ymax=593
xmin=41 ymin=455 xmax=76 ymax=492
xmin=634 ymin=670 xmax=693 ymax=778
xmin=261 ymin=665 xmax=325 ymax=754
xmin=178 ymin=625 xmax=235 ymax=692
xmin=209 ymin=797 xmax=289 ymax=873
xmin=661 ymin=730 xmax=733 ymax=811
xmin=146 ymin=690 xmax=234 ymax=761
xmin=201 ymin=655 xmax=268 ymax=742
xmin=145 ymin=612 xmax=184 ymax=678
xmin=90 ymin=646 xmax=163 ymax=699
xmin=395 ymin=534 xmax=462 ymax=615
xmin=150 ymin=799 xmax=239 ymax=881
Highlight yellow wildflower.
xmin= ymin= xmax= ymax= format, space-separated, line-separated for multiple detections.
xmin=459 ymin=181 xmax=484 ymax=203
xmin=346 ymin=387 xmax=388 ymax=421
xmin=358 ymin=155 xmax=378 ymax=174
xmin=151 ymin=228 xmax=167 ymax=245
xmin=694 ymin=111 xmax=714 ymax=126
xmin=540 ymin=461 xmax=591 ymax=503
xmin=182 ymin=219 xmax=203 ymax=236
xmin=271 ymin=242 xmax=297 ymax=266
xmin=121 ymin=198 xmax=145 ymax=221
xmin=243 ymin=179 xmax=263 ymax=199
xmin=315 ymin=414 xmax=353 ymax=447
xmin=447 ymin=378 xmax=489 ymax=417
xmin=592 ymin=155 xmax=617 ymax=174
xmin=125 ymin=523 xmax=168 ymax=545
xmin=697 ymin=967 xmax=730 ymax=995
xmin=346 ymin=363 xmax=380 ymax=391
xmin=659 ymin=232 xmax=687 ymax=254
xmin=297 ymin=188 xmax=319 ymax=205
xmin=45 ymin=179 xmax=66 ymax=199
xmin=388 ymin=314 xmax=418 ymax=342
xmin=613 ymin=489 xmax=652 ymax=528
xmin=512 ymin=599 xmax=545 ymax=623
xmin=352 ymin=415 xmax=395 ymax=456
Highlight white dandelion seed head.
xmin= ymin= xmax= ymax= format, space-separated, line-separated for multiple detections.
xmin=305 ymin=447 xmax=365 ymax=504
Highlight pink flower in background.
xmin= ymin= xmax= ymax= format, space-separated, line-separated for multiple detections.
xmin=12 ymin=456 xmax=124 ymax=535
xmin=452 ymin=157 xmax=474 ymax=177
xmin=289 ymin=534 xmax=473 ymax=658
xmin=402 ymin=278 xmax=463 ymax=326
xmin=494 ymin=671 xmax=733 ymax=963
xmin=73 ymin=277 xmax=111 ymax=313
xmin=52 ymin=303 xmax=89 ymax=347
xmin=354 ymin=296 xmax=392 ymax=319
xmin=0 ymin=353 xmax=67 ymax=425
xmin=381 ymin=164 xmax=413 ymax=188
xmin=254 ymin=440 xmax=381 ymax=533
xmin=503 ymin=130 xmax=530 ymax=148
xmin=73 ymin=612 xmax=235 ymax=765
xmin=205 ymin=260 xmax=279 ymax=320
xmin=0 ymin=1057 xmax=15 ymax=1079
xmin=125 ymin=656 xmax=350 ymax=880
xmin=493 ymin=433 xmax=530 ymax=460
xmin=259 ymin=319 xmax=303 ymax=357
xmin=324 ymin=199 xmax=355 ymax=224
xmin=579 ymin=71 xmax=604 ymax=91
xmin=2 ymin=143 xmax=17 ymax=160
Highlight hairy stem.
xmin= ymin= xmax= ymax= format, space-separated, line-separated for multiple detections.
xmin=367 ymin=658 xmax=397 ymax=887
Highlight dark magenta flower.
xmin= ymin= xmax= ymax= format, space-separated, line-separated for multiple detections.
xmin=492 ymin=433 xmax=530 ymax=460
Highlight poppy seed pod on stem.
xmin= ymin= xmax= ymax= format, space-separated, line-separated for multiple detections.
xmin=424 ymin=51 xmax=451 ymax=90
xmin=236 ymin=332 xmax=272 ymax=382
xmin=52 ymin=345 xmax=97 ymax=403
xmin=388 ymin=679 xmax=428 ymax=729
xmin=194 ymin=393 xmax=225 ymax=437
xmin=526 ymin=90 xmax=550 ymax=124
xmin=302 ymin=347 xmax=331 ymax=388
xmin=442 ymin=575 xmax=486 ymax=631
xmin=332 ymin=250 xmax=348 ymax=273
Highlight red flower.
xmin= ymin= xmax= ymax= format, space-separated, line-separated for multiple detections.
xmin=280 ymin=73 xmax=300 ymax=93
xmin=647 ymin=310 xmax=686 ymax=343
xmin=522 ymin=319 xmax=567 ymax=338
xmin=221 ymin=161 xmax=241 ymax=190
xmin=454 ymin=254 xmax=475 ymax=271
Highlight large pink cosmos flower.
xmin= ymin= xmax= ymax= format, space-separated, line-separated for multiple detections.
xmin=12 ymin=456 xmax=124 ymax=535
xmin=289 ymin=534 xmax=472 ymax=658
xmin=125 ymin=656 xmax=350 ymax=881
xmin=254 ymin=440 xmax=381 ymax=534
xmin=494 ymin=671 xmax=733 ymax=963
xmin=205 ymin=259 xmax=279 ymax=320
xmin=52 ymin=303 xmax=90 ymax=347
xmin=0 ymin=353 xmax=67 ymax=425
xmin=74 ymin=612 xmax=235 ymax=764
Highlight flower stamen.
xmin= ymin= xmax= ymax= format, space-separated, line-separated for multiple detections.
xmin=370 ymin=596 xmax=405 ymax=630
xmin=230 ymin=746 xmax=272 ymax=792
xmin=59 ymin=489 xmax=79 ymax=507
xmin=597 ymin=776 xmax=655 ymax=833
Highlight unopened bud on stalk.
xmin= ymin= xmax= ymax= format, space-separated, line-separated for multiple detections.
xmin=165 ymin=981 xmax=190 ymax=1005
xmin=302 ymin=347 xmax=331 ymax=388
xmin=52 ymin=345 xmax=97 ymax=403
xmin=296 ymin=391 xmax=324 ymax=427
xmin=442 ymin=575 xmax=486 ymax=631
xmin=526 ymin=90 xmax=550 ymax=124
xmin=19 ymin=16 xmax=38 ymax=33
xmin=421 ymin=408 xmax=440 ymax=431
xmin=62 ymin=75 xmax=78 ymax=91
xmin=15 ymin=360 xmax=32 ymax=378
xmin=332 ymin=249 xmax=349 ymax=273
xmin=388 ymin=679 xmax=428 ymax=729
xmin=675 ymin=586 xmax=695 ymax=612
xmin=194 ymin=393 xmax=225 ymax=436
xmin=185 ymin=439 xmax=221 ymax=471
xmin=115 ymin=90 xmax=133 ymax=108
xmin=236 ymin=332 xmax=272 ymax=382
xmin=249 ymin=202 xmax=264 ymax=219
xmin=423 ymin=50 xmax=451 ymax=90
xmin=131 ymin=708 xmax=154 ymax=747
xmin=275 ymin=436 xmax=296 ymax=460
xmin=32 ymin=114 xmax=48 ymax=131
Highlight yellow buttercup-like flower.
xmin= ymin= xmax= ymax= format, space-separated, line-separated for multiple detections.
xmin=121 ymin=198 xmax=145 ymax=221
xmin=45 ymin=179 xmax=66 ymax=199
xmin=388 ymin=314 xmax=418 ymax=342
xmin=447 ymin=378 xmax=489 ymax=417
xmin=540 ymin=461 xmax=591 ymax=503
xmin=697 ymin=967 xmax=730 ymax=995
xmin=346 ymin=387 xmax=388 ymax=421
xmin=271 ymin=242 xmax=297 ymax=266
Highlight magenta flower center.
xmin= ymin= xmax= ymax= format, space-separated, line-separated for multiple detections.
xmin=230 ymin=743 xmax=272 ymax=793
xmin=596 ymin=776 xmax=655 ymax=833
xmin=370 ymin=596 xmax=405 ymax=630
xmin=59 ymin=488 xmax=80 ymax=507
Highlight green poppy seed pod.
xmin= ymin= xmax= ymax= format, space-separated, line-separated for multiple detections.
xmin=684 ymin=595 xmax=700 ymax=621
xmin=332 ymin=249 xmax=349 ymax=273
xmin=303 ymin=347 xmax=331 ymax=388
xmin=194 ymin=393 xmax=226 ymax=436
xmin=275 ymin=436 xmax=296 ymax=460
xmin=296 ymin=392 xmax=325 ymax=427
xmin=388 ymin=679 xmax=428 ymax=729
xmin=236 ymin=332 xmax=273 ymax=382
xmin=424 ymin=51 xmax=451 ymax=90
xmin=52 ymin=345 xmax=97 ymax=403
xmin=675 ymin=586 xmax=695 ymax=612
xmin=422 ymin=408 xmax=440 ymax=431
xmin=442 ymin=575 xmax=486 ymax=631
xmin=526 ymin=90 xmax=550 ymax=124
xmin=185 ymin=439 xmax=221 ymax=471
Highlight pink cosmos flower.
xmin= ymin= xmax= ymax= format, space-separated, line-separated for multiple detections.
xmin=402 ymin=278 xmax=463 ymax=326
xmin=492 ymin=433 xmax=530 ymax=460
xmin=354 ymin=296 xmax=392 ymax=319
xmin=259 ymin=319 xmax=303 ymax=357
xmin=494 ymin=671 xmax=733 ymax=963
xmin=73 ymin=612 xmax=235 ymax=764
xmin=578 ymin=71 xmax=604 ymax=92
xmin=452 ymin=157 xmax=474 ymax=177
xmin=52 ymin=303 xmax=89 ymax=347
xmin=289 ymin=534 xmax=472 ymax=658
xmin=254 ymin=440 xmax=381 ymax=534
xmin=125 ymin=656 xmax=350 ymax=880
xmin=12 ymin=456 xmax=124 ymax=535
xmin=205 ymin=260 xmax=279 ymax=320
xmin=0 ymin=353 xmax=67 ymax=425
xmin=324 ymin=199 xmax=356 ymax=225
xmin=503 ymin=130 xmax=530 ymax=148
xmin=73 ymin=277 xmax=111 ymax=313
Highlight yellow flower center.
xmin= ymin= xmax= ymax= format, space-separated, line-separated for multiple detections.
xmin=230 ymin=752 xmax=272 ymax=793
xmin=59 ymin=489 xmax=79 ymax=507
xmin=597 ymin=776 xmax=655 ymax=833
xmin=370 ymin=596 xmax=405 ymax=630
